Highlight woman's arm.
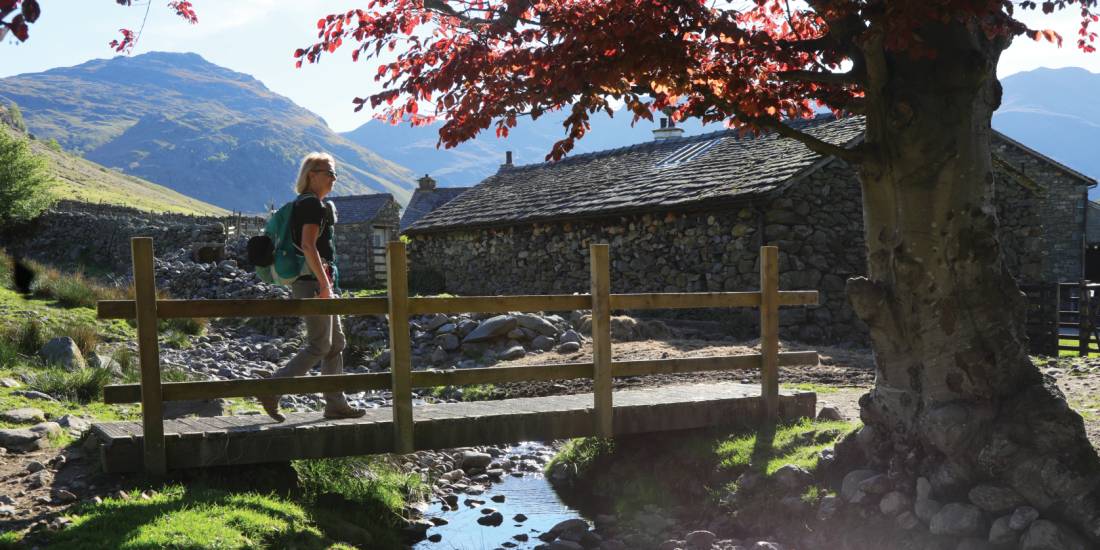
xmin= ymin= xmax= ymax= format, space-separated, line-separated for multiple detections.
xmin=300 ymin=223 xmax=333 ymax=299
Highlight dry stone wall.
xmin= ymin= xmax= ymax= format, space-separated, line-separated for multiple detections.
xmin=409 ymin=157 xmax=1061 ymax=345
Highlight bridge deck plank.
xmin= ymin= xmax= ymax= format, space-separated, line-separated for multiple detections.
xmin=90 ymin=382 xmax=815 ymax=473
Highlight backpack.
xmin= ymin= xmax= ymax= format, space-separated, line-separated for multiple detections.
xmin=248 ymin=193 xmax=338 ymax=287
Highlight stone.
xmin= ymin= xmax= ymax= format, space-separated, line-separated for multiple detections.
xmin=858 ymin=474 xmax=891 ymax=495
xmin=896 ymin=511 xmax=921 ymax=530
xmin=968 ymin=485 xmax=1026 ymax=515
xmin=39 ymin=337 xmax=86 ymax=371
xmin=438 ymin=334 xmax=461 ymax=351
xmin=430 ymin=347 xmax=448 ymax=363
xmin=463 ymin=315 xmax=518 ymax=343
xmin=817 ymin=495 xmax=840 ymax=520
xmin=499 ymin=345 xmax=526 ymax=360
xmin=428 ymin=516 xmax=449 ymax=526
xmin=816 ymin=406 xmax=843 ymax=421
xmin=53 ymin=490 xmax=77 ymax=503
xmin=549 ymin=519 xmax=590 ymax=537
xmin=879 ymin=491 xmax=912 ymax=517
xmin=163 ymin=399 xmax=226 ymax=419
xmin=549 ymin=541 xmax=584 ymax=550
xmin=559 ymin=330 xmax=583 ymax=345
xmin=929 ymin=503 xmax=985 ymax=537
xmin=13 ymin=389 xmax=54 ymax=401
xmin=491 ymin=494 xmax=506 ymax=503
xmin=916 ymin=477 xmax=933 ymax=501
xmin=423 ymin=313 xmax=450 ymax=331
xmin=427 ymin=533 xmax=442 ymax=543
xmin=437 ymin=323 xmax=456 ymax=334
xmin=532 ymin=335 xmax=556 ymax=351
xmin=461 ymin=451 xmax=493 ymax=471
xmin=956 ymin=538 xmax=995 ymax=550
xmin=506 ymin=328 xmax=526 ymax=340
xmin=1009 ymin=506 xmax=1040 ymax=531
xmin=89 ymin=353 xmax=123 ymax=376
xmin=0 ymin=378 xmax=20 ymax=388
xmin=685 ymin=531 xmax=716 ymax=549
xmin=0 ymin=408 xmax=46 ymax=424
xmin=916 ymin=498 xmax=943 ymax=523
xmin=477 ymin=511 xmax=504 ymax=526
xmin=0 ymin=428 xmax=48 ymax=452
xmin=25 ymin=460 xmax=45 ymax=473
xmin=557 ymin=342 xmax=581 ymax=353
xmin=840 ymin=469 xmax=879 ymax=502
xmin=1019 ymin=520 xmax=1090 ymax=550
xmin=772 ymin=464 xmax=814 ymax=491
xmin=516 ymin=314 xmax=558 ymax=336
xmin=514 ymin=514 xmax=528 ymax=522
xmin=988 ymin=516 xmax=1019 ymax=546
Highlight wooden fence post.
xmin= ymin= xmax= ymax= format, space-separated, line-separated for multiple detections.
xmin=387 ymin=241 xmax=414 ymax=453
xmin=1080 ymin=279 xmax=1091 ymax=357
xmin=132 ymin=237 xmax=166 ymax=475
xmin=759 ymin=246 xmax=779 ymax=422
xmin=590 ymin=243 xmax=613 ymax=437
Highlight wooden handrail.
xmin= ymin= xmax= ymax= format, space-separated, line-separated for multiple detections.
xmin=100 ymin=352 xmax=821 ymax=404
xmin=96 ymin=291 xmax=819 ymax=320
xmin=103 ymin=239 xmax=818 ymax=474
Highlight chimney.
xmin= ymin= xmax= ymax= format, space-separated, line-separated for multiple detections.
xmin=417 ymin=174 xmax=436 ymax=191
xmin=652 ymin=117 xmax=684 ymax=141
xmin=501 ymin=150 xmax=514 ymax=169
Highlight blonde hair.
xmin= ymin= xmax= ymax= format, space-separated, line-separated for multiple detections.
xmin=294 ymin=152 xmax=336 ymax=194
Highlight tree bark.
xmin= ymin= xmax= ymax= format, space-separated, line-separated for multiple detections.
xmin=846 ymin=20 xmax=1100 ymax=540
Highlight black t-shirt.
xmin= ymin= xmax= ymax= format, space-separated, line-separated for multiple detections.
xmin=290 ymin=195 xmax=335 ymax=262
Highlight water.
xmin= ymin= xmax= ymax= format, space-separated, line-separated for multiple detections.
xmin=414 ymin=442 xmax=591 ymax=550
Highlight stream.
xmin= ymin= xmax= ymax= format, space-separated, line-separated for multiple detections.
xmin=413 ymin=441 xmax=594 ymax=550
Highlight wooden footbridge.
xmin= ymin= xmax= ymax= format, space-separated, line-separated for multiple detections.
xmin=91 ymin=239 xmax=821 ymax=474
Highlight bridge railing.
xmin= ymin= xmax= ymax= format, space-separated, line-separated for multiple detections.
xmin=98 ymin=237 xmax=819 ymax=474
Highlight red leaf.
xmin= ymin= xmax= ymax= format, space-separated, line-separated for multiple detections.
xmin=21 ymin=0 xmax=41 ymax=24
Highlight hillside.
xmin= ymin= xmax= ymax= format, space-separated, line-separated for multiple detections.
xmin=0 ymin=110 xmax=228 ymax=216
xmin=0 ymin=52 xmax=415 ymax=212
xmin=995 ymin=67 xmax=1100 ymax=198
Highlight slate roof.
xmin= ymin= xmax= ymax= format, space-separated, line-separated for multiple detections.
xmin=404 ymin=115 xmax=865 ymax=235
xmin=328 ymin=193 xmax=397 ymax=225
xmin=400 ymin=186 xmax=471 ymax=231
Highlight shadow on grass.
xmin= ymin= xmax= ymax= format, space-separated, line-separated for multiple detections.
xmin=40 ymin=485 xmax=333 ymax=550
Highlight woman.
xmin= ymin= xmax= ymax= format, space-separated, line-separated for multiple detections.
xmin=259 ymin=152 xmax=365 ymax=422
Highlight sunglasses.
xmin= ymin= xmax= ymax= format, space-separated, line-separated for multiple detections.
xmin=311 ymin=168 xmax=337 ymax=178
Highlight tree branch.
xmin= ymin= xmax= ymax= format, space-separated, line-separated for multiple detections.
xmin=733 ymin=108 xmax=865 ymax=164
xmin=777 ymin=68 xmax=864 ymax=86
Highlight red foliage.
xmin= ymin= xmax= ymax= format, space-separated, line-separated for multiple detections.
xmin=1 ymin=0 xmax=197 ymax=47
xmin=292 ymin=0 xmax=1098 ymax=160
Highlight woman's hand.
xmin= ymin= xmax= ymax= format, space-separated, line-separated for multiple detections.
xmin=317 ymin=285 xmax=335 ymax=299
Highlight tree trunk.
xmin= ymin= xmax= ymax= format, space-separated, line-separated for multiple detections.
xmin=846 ymin=21 xmax=1100 ymax=540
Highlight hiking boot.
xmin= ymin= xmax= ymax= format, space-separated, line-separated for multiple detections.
xmin=258 ymin=395 xmax=285 ymax=423
xmin=323 ymin=405 xmax=366 ymax=420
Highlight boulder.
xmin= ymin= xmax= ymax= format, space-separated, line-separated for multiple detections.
xmin=89 ymin=353 xmax=123 ymax=376
xmin=0 ymin=408 xmax=46 ymax=424
xmin=879 ymin=491 xmax=912 ymax=517
xmin=1019 ymin=520 xmax=1090 ymax=550
xmin=0 ymin=427 xmax=48 ymax=452
xmin=476 ymin=511 xmax=504 ymax=526
xmin=531 ymin=335 xmax=555 ymax=351
xmin=422 ymin=313 xmax=450 ymax=331
xmin=463 ymin=315 xmax=518 ymax=343
xmin=968 ymin=485 xmax=1026 ymax=515
xmin=39 ymin=337 xmax=86 ymax=371
xmin=499 ymin=345 xmax=526 ymax=361
xmin=557 ymin=342 xmax=581 ymax=353
xmin=685 ymin=530 xmax=717 ymax=549
xmin=559 ymin=330 xmax=583 ymax=345
xmin=516 ymin=314 xmax=558 ymax=336
xmin=816 ymin=406 xmax=844 ymax=421
xmin=460 ymin=451 xmax=493 ymax=471
xmin=772 ymin=464 xmax=813 ymax=491
xmin=929 ymin=503 xmax=985 ymax=537
xmin=1009 ymin=506 xmax=1040 ymax=531
xmin=840 ymin=469 xmax=879 ymax=502
xmin=988 ymin=515 xmax=1019 ymax=547
xmin=438 ymin=333 xmax=461 ymax=351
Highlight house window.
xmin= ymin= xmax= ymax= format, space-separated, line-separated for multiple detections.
xmin=372 ymin=228 xmax=387 ymax=248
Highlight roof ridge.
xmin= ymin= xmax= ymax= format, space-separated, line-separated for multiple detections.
xmin=497 ymin=113 xmax=840 ymax=173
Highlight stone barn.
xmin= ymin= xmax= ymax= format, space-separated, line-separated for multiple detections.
xmin=403 ymin=115 xmax=1095 ymax=344
xmin=329 ymin=193 xmax=401 ymax=287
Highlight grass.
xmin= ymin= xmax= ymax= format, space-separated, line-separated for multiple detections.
xmin=1059 ymin=338 xmax=1100 ymax=358
xmin=716 ymin=418 xmax=857 ymax=475
xmin=1071 ymin=396 xmax=1100 ymax=422
xmin=24 ymin=366 xmax=114 ymax=404
xmin=780 ymin=382 xmax=842 ymax=394
xmin=27 ymin=260 xmax=128 ymax=309
xmin=293 ymin=456 xmax=429 ymax=548
xmin=0 ymin=378 xmax=139 ymax=430
xmin=40 ymin=485 xmax=339 ymax=550
xmin=428 ymin=383 xmax=499 ymax=402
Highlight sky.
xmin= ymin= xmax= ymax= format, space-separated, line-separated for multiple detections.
xmin=2 ymin=1 xmax=1100 ymax=133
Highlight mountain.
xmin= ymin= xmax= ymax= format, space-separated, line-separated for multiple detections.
xmin=0 ymin=52 xmax=415 ymax=212
xmin=342 ymin=107 xmax=715 ymax=188
xmin=995 ymin=67 xmax=1100 ymax=198
xmin=0 ymin=106 xmax=227 ymax=216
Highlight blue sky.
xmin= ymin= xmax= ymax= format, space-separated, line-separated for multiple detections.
xmin=3 ymin=1 xmax=1099 ymax=133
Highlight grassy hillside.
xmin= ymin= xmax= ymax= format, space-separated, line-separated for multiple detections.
xmin=0 ymin=122 xmax=228 ymax=216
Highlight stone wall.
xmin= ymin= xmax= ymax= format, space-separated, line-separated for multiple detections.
xmin=1087 ymin=201 xmax=1100 ymax=245
xmin=992 ymin=136 xmax=1091 ymax=282
xmin=0 ymin=201 xmax=233 ymax=274
xmin=408 ymin=155 xmax=1065 ymax=345
xmin=333 ymin=202 xmax=401 ymax=287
